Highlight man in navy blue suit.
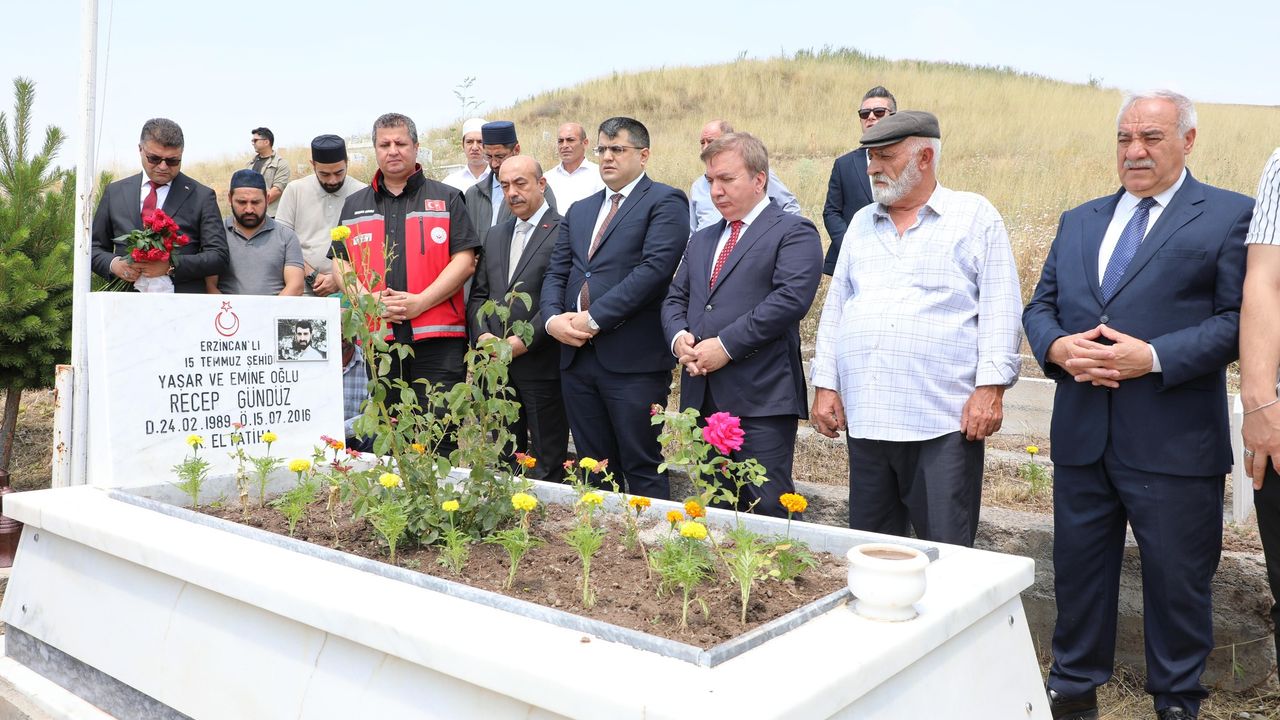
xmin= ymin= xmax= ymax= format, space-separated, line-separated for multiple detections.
xmin=541 ymin=117 xmax=688 ymax=499
xmin=1024 ymin=90 xmax=1253 ymax=720
xmin=662 ymin=132 xmax=822 ymax=517
xmin=822 ymin=86 xmax=896 ymax=275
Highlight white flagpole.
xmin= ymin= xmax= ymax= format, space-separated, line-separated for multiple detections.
xmin=63 ymin=0 xmax=99 ymax=487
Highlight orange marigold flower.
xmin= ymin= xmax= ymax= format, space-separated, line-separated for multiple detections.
xmin=515 ymin=452 xmax=537 ymax=469
xmin=666 ymin=510 xmax=684 ymax=526
xmin=628 ymin=496 xmax=651 ymax=512
xmin=684 ymin=500 xmax=705 ymax=519
xmin=779 ymin=492 xmax=808 ymax=514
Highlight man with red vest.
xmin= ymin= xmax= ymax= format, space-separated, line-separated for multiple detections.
xmin=331 ymin=112 xmax=480 ymax=427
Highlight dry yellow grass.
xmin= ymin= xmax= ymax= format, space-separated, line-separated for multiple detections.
xmin=184 ymin=48 xmax=1278 ymax=303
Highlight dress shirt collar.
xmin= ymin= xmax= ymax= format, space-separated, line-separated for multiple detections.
xmin=871 ymin=182 xmax=951 ymax=222
xmin=518 ymin=201 xmax=550 ymax=231
xmin=1115 ymin=167 xmax=1187 ymax=215
xmin=554 ymin=160 xmax=596 ymax=177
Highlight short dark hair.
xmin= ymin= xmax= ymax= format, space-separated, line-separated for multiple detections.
xmin=251 ymin=127 xmax=274 ymax=146
xmin=295 ymin=319 xmax=312 ymax=331
xmin=372 ymin=113 xmax=418 ymax=144
xmin=599 ymin=117 xmax=650 ymax=149
xmin=862 ymin=86 xmax=897 ymax=112
xmin=140 ymin=118 xmax=184 ymax=148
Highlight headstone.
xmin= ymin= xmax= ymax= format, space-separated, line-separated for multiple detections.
xmin=86 ymin=293 xmax=345 ymax=487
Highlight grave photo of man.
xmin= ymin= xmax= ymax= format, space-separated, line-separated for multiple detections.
xmin=277 ymin=318 xmax=328 ymax=361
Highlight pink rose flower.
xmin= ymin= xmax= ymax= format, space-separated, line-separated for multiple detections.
xmin=702 ymin=411 xmax=745 ymax=455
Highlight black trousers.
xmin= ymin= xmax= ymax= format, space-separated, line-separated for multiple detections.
xmin=506 ymin=376 xmax=569 ymax=481
xmin=1258 ymin=463 xmax=1280 ymax=663
xmin=389 ymin=338 xmax=467 ymax=456
xmin=561 ymin=345 xmax=671 ymax=500
xmin=1048 ymin=444 xmax=1222 ymax=716
xmin=845 ymin=431 xmax=984 ymax=546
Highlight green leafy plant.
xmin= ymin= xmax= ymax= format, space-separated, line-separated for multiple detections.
xmin=1020 ymin=445 xmax=1051 ymax=496
xmin=365 ymin=472 xmax=410 ymax=563
xmin=172 ymin=434 xmax=211 ymax=508
xmin=485 ymin=492 xmax=543 ymax=589
xmin=563 ymin=490 xmax=607 ymax=607
xmin=437 ymin=500 xmax=470 ymax=575
xmin=720 ymin=524 xmax=771 ymax=625
xmin=272 ymin=473 xmax=320 ymax=537
xmin=248 ymin=430 xmax=283 ymax=508
xmin=652 ymin=408 xmax=768 ymax=517
xmin=651 ymin=519 xmax=715 ymax=628
xmin=767 ymin=537 xmax=819 ymax=582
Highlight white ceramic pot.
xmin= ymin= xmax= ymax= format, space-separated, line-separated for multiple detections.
xmin=846 ymin=542 xmax=930 ymax=621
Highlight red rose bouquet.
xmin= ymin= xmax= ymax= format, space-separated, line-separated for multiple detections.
xmin=117 ymin=209 xmax=190 ymax=292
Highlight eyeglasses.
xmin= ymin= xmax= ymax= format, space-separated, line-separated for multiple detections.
xmin=858 ymin=107 xmax=894 ymax=121
xmin=593 ymin=145 xmax=644 ymax=156
xmin=144 ymin=153 xmax=182 ymax=167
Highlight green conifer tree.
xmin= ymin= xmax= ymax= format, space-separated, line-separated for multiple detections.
xmin=0 ymin=77 xmax=74 ymax=473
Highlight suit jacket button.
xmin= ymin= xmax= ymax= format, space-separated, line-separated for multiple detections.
xmin=705 ymin=304 xmax=713 ymax=312
xmin=1100 ymin=314 xmax=1109 ymax=323
xmin=584 ymin=271 xmax=591 ymax=278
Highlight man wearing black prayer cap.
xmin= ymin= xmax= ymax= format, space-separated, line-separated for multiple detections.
xmin=275 ymin=134 xmax=368 ymax=295
xmin=464 ymin=120 xmax=557 ymax=231
xmin=207 ymin=169 xmax=304 ymax=296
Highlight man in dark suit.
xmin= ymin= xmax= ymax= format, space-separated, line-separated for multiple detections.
xmin=468 ymin=155 xmax=568 ymax=479
xmin=91 ymin=118 xmax=228 ymax=292
xmin=1024 ymin=90 xmax=1254 ymax=720
xmin=822 ymin=86 xmax=896 ymax=274
xmin=541 ymin=116 xmax=688 ymax=499
xmin=662 ymin=132 xmax=822 ymax=516
xmin=464 ymin=121 xmax=557 ymax=233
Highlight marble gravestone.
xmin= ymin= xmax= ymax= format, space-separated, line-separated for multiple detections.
xmin=86 ymin=293 xmax=344 ymax=487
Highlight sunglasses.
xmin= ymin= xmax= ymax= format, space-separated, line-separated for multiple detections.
xmin=593 ymin=145 xmax=644 ymax=156
xmin=145 ymin=153 xmax=182 ymax=167
xmin=858 ymin=108 xmax=894 ymax=120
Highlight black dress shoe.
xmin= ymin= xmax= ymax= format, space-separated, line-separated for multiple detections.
xmin=1047 ymin=687 xmax=1099 ymax=720
xmin=1157 ymin=708 xmax=1194 ymax=720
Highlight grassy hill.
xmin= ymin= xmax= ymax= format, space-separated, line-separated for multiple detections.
xmin=188 ymin=47 xmax=1280 ymax=299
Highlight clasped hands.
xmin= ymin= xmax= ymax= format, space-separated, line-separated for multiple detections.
xmin=379 ymin=288 xmax=430 ymax=324
xmin=1048 ymin=323 xmax=1153 ymax=388
xmin=547 ymin=311 xmax=598 ymax=347
xmin=673 ymin=332 xmax=729 ymax=376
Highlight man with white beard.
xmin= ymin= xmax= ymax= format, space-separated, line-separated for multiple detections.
xmin=809 ymin=111 xmax=1023 ymax=547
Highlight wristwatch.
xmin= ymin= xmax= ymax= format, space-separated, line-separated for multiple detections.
xmin=586 ymin=314 xmax=600 ymax=332
xmin=306 ymin=270 xmax=318 ymax=287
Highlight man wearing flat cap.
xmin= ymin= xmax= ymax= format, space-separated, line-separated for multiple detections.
xmin=810 ymin=110 xmax=1023 ymax=547
xmin=275 ymin=134 xmax=367 ymax=296
xmin=465 ymin=120 xmax=557 ymax=232
xmin=207 ymin=169 xmax=304 ymax=296
xmin=442 ymin=117 xmax=491 ymax=192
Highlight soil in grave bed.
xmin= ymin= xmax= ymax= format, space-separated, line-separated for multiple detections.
xmin=201 ymin=500 xmax=848 ymax=648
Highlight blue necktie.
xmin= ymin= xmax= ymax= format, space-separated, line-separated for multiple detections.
xmin=1101 ymin=196 xmax=1157 ymax=301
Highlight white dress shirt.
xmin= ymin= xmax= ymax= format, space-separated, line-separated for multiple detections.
xmin=811 ymin=184 xmax=1024 ymax=441
xmin=139 ymin=178 xmax=171 ymax=212
xmin=545 ymin=160 xmax=604 ymax=210
xmin=442 ymin=166 xmax=489 ymax=192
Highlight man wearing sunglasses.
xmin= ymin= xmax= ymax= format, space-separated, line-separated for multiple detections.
xmin=823 ymin=86 xmax=896 ymax=275
xmin=91 ymin=118 xmax=228 ymax=293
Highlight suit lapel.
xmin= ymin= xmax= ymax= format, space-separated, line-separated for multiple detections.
xmin=575 ymin=192 xmax=605 ymax=257
xmin=162 ymin=173 xmax=195 ymax=218
xmin=852 ymin=151 xmax=873 ymax=204
xmin=1081 ymin=190 xmax=1123 ymax=306
xmin=708 ymin=205 xmax=781 ymax=298
xmin=490 ymin=219 xmax=516 ymax=286
xmin=590 ymin=176 xmax=650 ymax=259
xmin=511 ymin=213 xmax=559 ymax=285
xmin=1106 ymin=175 xmax=1206 ymax=303
xmin=121 ymin=174 xmax=146 ymax=229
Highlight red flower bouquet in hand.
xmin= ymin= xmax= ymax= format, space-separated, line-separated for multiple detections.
xmin=117 ymin=209 xmax=190 ymax=292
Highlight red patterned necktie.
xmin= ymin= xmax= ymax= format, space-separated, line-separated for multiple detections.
xmin=709 ymin=220 xmax=744 ymax=289
xmin=142 ymin=180 xmax=159 ymax=218
xmin=579 ymin=192 xmax=623 ymax=310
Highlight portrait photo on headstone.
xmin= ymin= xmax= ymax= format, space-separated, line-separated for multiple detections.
xmin=277 ymin=318 xmax=328 ymax=361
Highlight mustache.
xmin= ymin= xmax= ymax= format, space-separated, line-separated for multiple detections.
xmin=1124 ymin=159 xmax=1156 ymax=170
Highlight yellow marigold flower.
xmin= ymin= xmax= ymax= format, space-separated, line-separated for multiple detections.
xmin=511 ymin=492 xmax=538 ymax=512
xmin=288 ymin=458 xmax=312 ymax=473
xmin=666 ymin=510 xmax=684 ymax=525
xmin=628 ymin=496 xmax=651 ymax=511
xmin=262 ymin=430 xmax=278 ymax=444
xmin=378 ymin=472 xmax=403 ymax=489
xmin=410 ymin=443 xmax=426 ymax=454
xmin=331 ymin=225 xmax=351 ymax=242
xmin=684 ymin=500 xmax=705 ymax=519
xmin=186 ymin=434 xmax=204 ymax=448
xmin=779 ymin=493 xmax=808 ymax=514
xmin=578 ymin=457 xmax=598 ymax=471
xmin=1027 ymin=445 xmax=1040 ymax=456
xmin=679 ymin=521 xmax=708 ymax=541
xmin=579 ymin=491 xmax=604 ymax=506
xmin=441 ymin=500 xmax=460 ymax=513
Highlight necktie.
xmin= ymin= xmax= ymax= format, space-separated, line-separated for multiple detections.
xmin=509 ymin=221 xmax=531 ymax=283
xmin=709 ymin=221 xmax=744 ymax=289
xmin=142 ymin=180 xmax=159 ymax=218
xmin=579 ymin=193 xmax=623 ymax=310
xmin=1100 ymin=196 xmax=1157 ymax=301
